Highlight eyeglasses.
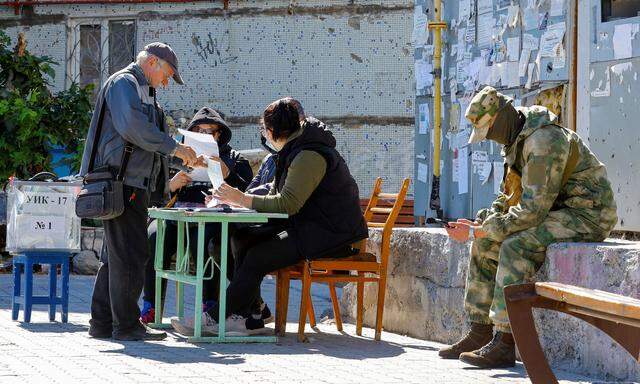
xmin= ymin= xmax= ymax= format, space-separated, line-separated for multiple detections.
xmin=259 ymin=126 xmax=266 ymax=137
xmin=196 ymin=127 xmax=219 ymax=135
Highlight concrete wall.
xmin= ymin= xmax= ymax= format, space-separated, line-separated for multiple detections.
xmin=0 ymin=1 xmax=415 ymax=197
xmin=341 ymin=228 xmax=640 ymax=381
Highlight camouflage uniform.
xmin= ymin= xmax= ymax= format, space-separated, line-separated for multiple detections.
xmin=464 ymin=87 xmax=618 ymax=333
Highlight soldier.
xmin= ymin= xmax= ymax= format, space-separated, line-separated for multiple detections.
xmin=439 ymin=86 xmax=618 ymax=368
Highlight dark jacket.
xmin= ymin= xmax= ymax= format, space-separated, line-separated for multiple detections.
xmin=246 ymin=154 xmax=276 ymax=196
xmin=176 ymin=108 xmax=253 ymax=203
xmin=275 ymin=117 xmax=368 ymax=259
xmin=79 ymin=63 xmax=176 ymax=193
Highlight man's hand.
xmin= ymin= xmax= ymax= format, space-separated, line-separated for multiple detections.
xmin=192 ymin=155 xmax=208 ymax=168
xmin=174 ymin=144 xmax=198 ymax=167
xmin=210 ymin=156 xmax=230 ymax=178
xmin=169 ymin=171 xmax=192 ymax=193
xmin=445 ymin=222 xmax=471 ymax=243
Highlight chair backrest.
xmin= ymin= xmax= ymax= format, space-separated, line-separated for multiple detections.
xmin=355 ymin=177 xmax=411 ymax=255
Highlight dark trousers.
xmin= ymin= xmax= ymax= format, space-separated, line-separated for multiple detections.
xmin=207 ymin=224 xmax=300 ymax=321
xmin=89 ymin=186 xmax=149 ymax=337
xmin=143 ymin=220 xmax=231 ymax=307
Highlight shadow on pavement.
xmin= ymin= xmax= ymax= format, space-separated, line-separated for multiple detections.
xmin=18 ymin=321 xmax=89 ymax=334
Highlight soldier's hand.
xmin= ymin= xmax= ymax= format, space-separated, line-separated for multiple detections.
xmin=472 ymin=228 xmax=487 ymax=239
xmin=457 ymin=218 xmax=480 ymax=226
xmin=445 ymin=222 xmax=470 ymax=243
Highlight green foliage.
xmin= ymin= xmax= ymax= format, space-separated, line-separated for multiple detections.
xmin=0 ymin=30 xmax=93 ymax=181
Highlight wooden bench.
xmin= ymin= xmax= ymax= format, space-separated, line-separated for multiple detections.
xmin=360 ymin=198 xmax=415 ymax=227
xmin=505 ymin=282 xmax=640 ymax=384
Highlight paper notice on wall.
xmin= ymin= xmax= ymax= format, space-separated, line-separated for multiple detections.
xmin=418 ymin=103 xmax=429 ymax=134
xmin=523 ymin=33 xmax=539 ymax=51
xmin=519 ymin=48 xmax=532 ymax=77
xmin=506 ymin=5 xmax=520 ymax=29
xmin=496 ymin=0 xmax=511 ymax=11
xmin=539 ymin=23 xmax=566 ymax=57
xmin=449 ymin=103 xmax=461 ymax=132
xmin=458 ymin=147 xmax=469 ymax=194
xmin=507 ymin=61 xmax=520 ymax=88
xmin=466 ymin=14 xmax=477 ymax=43
xmin=413 ymin=6 xmax=428 ymax=45
xmin=415 ymin=60 xmax=433 ymax=92
xmin=493 ymin=161 xmax=505 ymax=194
xmin=417 ymin=163 xmax=429 ymax=184
xmin=506 ymin=37 xmax=520 ymax=62
xmin=477 ymin=13 xmax=495 ymax=49
xmin=613 ymin=23 xmax=639 ymax=60
xmin=475 ymin=161 xmax=492 ymax=184
xmin=459 ymin=0 xmax=471 ymax=22
xmin=525 ymin=62 xmax=536 ymax=88
xmin=478 ymin=0 xmax=493 ymax=15
xmin=452 ymin=156 xmax=460 ymax=183
xmin=550 ymin=0 xmax=565 ymax=17
xmin=591 ymin=66 xmax=611 ymax=97
xmin=553 ymin=44 xmax=566 ymax=69
xmin=472 ymin=151 xmax=488 ymax=163
xmin=456 ymin=61 xmax=467 ymax=85
xmin=523 ymin=5 xmax=538 ymax=31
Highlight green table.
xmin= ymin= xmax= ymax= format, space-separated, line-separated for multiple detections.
xmin=147 ymin=208 xmax=287 ymax=343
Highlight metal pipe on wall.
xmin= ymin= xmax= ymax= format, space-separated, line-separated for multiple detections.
xmin=428 ymin=0 xmax=446 ymax=217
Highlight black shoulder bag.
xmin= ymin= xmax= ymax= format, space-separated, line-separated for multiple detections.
xmin=75 ymin=97 xmax=134 ymax=220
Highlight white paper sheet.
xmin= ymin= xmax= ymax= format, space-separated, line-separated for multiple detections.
xmin=539 ymin=23 xmax=566 ymax=57
xmin=205 ymin=158 xmax=225 ymax=207
xmin=476 ymin=161 xmax=492 ymax=184
xmin=477 ymin=13 xmax=495 ymax=49
xmin=525 ymin=62 xmax=536 ymax=88
xmin=523 ymin=6 xmax=538 ymax=31
xmin=413 ymin=6 xmax=428 ymax=45
xmin=507 ymin=37 xmax=521 ymax=62
xmin=550 ymin=0 xmax=565 ymax=17
xmin=493 ymin=161 xmax=505 ymax=194
xmin=519 ymin=48 xmax=532 ymax=77
xmin=613 ymin=23 xmax=639 ymax=60
xmin=419 ymin=103 xmax=430 ymax=134
xmin=507 ymin=5 xmax=520 ymax=29
xmin=417 ymin=163 xmax=429 ymax=183
xmin=591 ymin=66 xmax=611 ymax=97
xmin=459 ymin=0 xmax=471 ymax=22
xmin=415 ymin=59 xmax=433 ymax=91
xmin=523 ymin=33 xmax=539 ymax=51
xmin=478 ymin=0 xmax=493 ymax=15
xmin=507 ymin=61 xmax=520 ymax=88
xmin=472 ymin=151 xmax=488 ymax=163
xmin=178 ymin=129 xmax=219 ymax=182
xmin=458 ymin=147 xmax=469 ymax=194
xmin=466 ymin=14 xmax=477 ymax=43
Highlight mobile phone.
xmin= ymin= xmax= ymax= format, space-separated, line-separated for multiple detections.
xmin=425 ymin=217 xmax=451 ymax=228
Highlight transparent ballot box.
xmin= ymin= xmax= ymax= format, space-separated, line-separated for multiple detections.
xmin=6 ymin=180 xmax=82 ymax=253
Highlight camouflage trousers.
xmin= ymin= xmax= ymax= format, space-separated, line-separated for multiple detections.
xmin=464 ymin=209 xmax=608 ymax=333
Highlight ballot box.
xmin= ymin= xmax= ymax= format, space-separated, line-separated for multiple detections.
xmin=6 ymin=180 xmax=82 ymax=253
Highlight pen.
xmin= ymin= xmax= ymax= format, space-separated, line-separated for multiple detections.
xmin=201 ymin=191 xmax=208 ymax=198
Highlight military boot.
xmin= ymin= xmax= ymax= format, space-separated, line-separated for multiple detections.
xmin=438 ymin=323 xmax=493 ymax=359
xmin=458 ymin=331 xmax=516 ymax=368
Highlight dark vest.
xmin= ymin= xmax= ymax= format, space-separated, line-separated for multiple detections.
xmin=275 ymin=118 xmax=368 ymax=259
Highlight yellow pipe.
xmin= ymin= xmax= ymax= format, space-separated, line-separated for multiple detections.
xmin=428 ymin=0 xmax=446 ymax=178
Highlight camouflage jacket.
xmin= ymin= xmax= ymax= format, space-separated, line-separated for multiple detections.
xmin=477 ymin=106 xmax=618 ymax=242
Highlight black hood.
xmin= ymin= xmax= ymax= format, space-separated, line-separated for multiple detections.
xmin=186 ymin=107 xmax=232 ymax=147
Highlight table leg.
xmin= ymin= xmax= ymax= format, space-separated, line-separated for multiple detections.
xmin=194 ymin=222 xmax=205 ymax=339
xmin=176 ymin=221 xmax=185 ymax=319
xmin=49 ymin=262 xmax=57 ymax=321
xmin=154 ymin=219 xmax=165 ymax=326
xmin=217 ymin=221 xmax=229 ymax=341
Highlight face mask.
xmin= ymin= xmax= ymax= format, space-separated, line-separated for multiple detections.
xmin=485 ymin=103 xmax=523 ymax=146
xmin=261 ymin=135 xmax=278 ymax=154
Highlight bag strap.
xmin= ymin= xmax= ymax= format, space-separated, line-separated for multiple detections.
xmin=87 ymin=70 xmax=137 ymax=179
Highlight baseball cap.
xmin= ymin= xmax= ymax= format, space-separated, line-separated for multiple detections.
xmin=143 ymin=42 xmax=184 ymax=85
xmin=465 ymin=86 xmax=511 ymax=144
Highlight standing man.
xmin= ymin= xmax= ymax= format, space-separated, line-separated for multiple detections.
xmin=439 ymin=86 xmax=618 ymax=368
xmin=81 ymin=43 xmax=200 ymax=341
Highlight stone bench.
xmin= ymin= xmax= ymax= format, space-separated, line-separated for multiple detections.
xmin=339 ymin=227 xmax=640 ymax=382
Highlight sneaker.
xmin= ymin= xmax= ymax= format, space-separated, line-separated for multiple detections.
xmin=222 ymin=314 xmax=271 ymax=336
xmin=251 ymin=302 xmax=274 ymax=324
xmin=140 ymin=300 xmax=155 ymax=324
xmin=171 ymin=312 xmax=218 ymax=336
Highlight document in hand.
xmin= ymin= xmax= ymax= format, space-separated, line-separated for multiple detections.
xmin=178 ymin=128 xmax=219 ymax=182
xmin=206 ymin=158 xmax=224 ymax=207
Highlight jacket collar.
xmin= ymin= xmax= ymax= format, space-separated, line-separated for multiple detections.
xmin=125 ymin=62 xmax=149 ymax=87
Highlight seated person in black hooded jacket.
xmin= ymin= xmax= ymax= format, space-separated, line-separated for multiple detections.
xmin=171 ymin=97 xmax=368 ymax=336
xmin=141 ymin=108 xmax=253 ymax=323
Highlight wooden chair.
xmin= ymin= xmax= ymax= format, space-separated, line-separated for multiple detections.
xmin=505 ymin=282 xmax=640 ymax=384
xmin=278 ymin=177 xmax=410 ymax=342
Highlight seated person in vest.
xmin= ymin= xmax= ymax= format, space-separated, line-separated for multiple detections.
xmin=141 ymin=107 xmax=253 ymax=323
xmin=439 ymin=86 xmax=618 ymax=368
xmin=172 ymin=97 xmax=368 ymax=336
xmin=246 ymin=97 xmax=304 ymax=196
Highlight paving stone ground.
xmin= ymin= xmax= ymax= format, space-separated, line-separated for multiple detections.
xmin=0 ymin=274 xmax=611 ymax=383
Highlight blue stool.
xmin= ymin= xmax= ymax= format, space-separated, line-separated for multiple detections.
xmin=12 ymin=252 xmax=70 ymax=323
